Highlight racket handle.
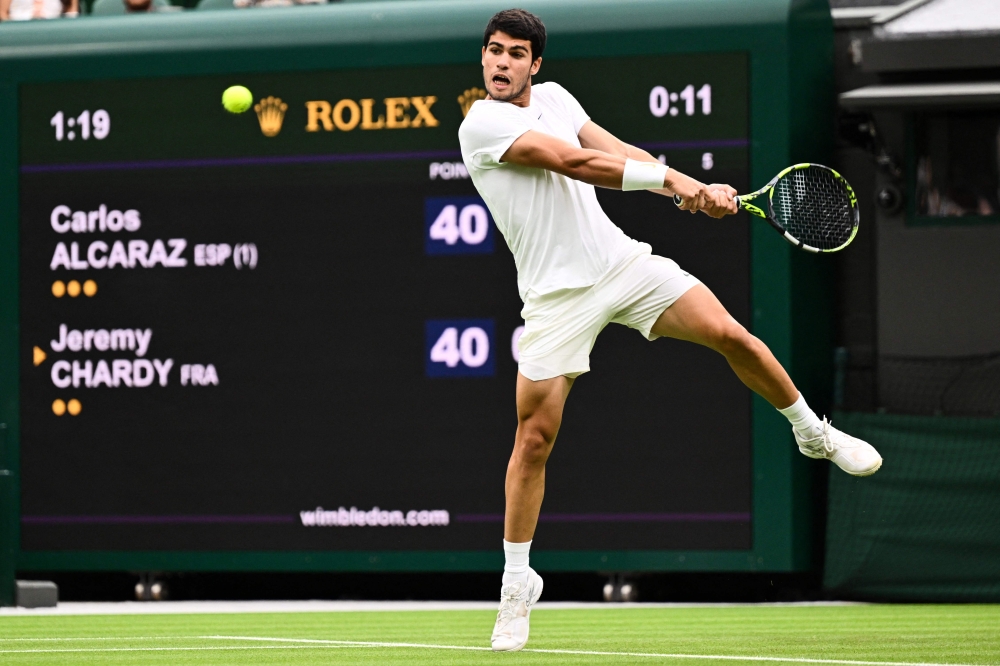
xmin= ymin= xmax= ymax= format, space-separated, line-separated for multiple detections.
xmin=674 ymin=193 xmax=743 ymax=208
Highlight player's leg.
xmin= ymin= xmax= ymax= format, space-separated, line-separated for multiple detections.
xmin=492 ymin=371 xmax=573 ymax=652
xmin=505 ymin=371 xmax=574 ymax=543
xmin=650 ymin=284 xmax=797 ymax=409
xmin=493 ymin=281 xmax=604 ymax=651
xmin=649 ymin=283 xmax=882 ymax=476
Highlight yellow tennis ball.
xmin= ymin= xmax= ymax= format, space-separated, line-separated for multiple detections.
xmin=222 ymin=86 xmax=253 ymax=114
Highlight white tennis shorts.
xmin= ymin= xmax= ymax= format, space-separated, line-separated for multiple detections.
xmin=517 ymin=248 xmax=701 ymax=381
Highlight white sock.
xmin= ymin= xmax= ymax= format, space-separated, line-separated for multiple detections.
xmin=501 ymin=539 xmax=531 ymax=585
xmin=777 ymin=393 xmax=824 ymax=440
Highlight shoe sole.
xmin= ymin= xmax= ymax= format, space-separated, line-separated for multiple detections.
xmin=492 ymin=574 xmax=544 ymax=653
xmin=848 ymin=459 xmax=882 ymax=477
xmin=799 ymin=447 xmax=883 ymax=477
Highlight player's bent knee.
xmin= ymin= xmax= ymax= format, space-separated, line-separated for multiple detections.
xmin=515 ymin=426 xmax=556 ymax=467
xmin=713 ymin=322 xmax=755 ymax=357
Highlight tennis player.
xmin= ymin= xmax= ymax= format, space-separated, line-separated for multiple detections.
xmin=459 ymin=9 xmax=883 ymax=652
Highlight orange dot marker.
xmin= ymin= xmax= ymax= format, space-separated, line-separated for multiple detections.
xmin=83 ymin=280 xmax=98 ymax=297
xmin=52 ymin=399 xmax=66 ymax=416
xmin=67 ymin=280 xmax=81 ymax=297
xmin=52 ymin=281 xmax=66 ymax=297
xmin=67 ymin=399 xmax=82 ymax=416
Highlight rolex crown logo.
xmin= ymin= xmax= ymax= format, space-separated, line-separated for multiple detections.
xmin=457 ymin=87 xmax=487 ymax=118
xmin=254 ymin=96 xmax=288 ymax=137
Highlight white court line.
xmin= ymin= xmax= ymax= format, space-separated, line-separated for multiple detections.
xmin=0 ymin=600 xmax=864 ymax=616
xmin=0 ymin=645 xmax=352 ymax=654
xmin=0 ymin=636 xmax=204 ymax=641
xmin=205 ymin=635 xmax=989 ymax=666
xmin=0 ymin=600 xmax=497 ymax=616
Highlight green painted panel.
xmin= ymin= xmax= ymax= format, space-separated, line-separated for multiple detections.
xmin=0 ymin=1 xmax=792 ymax=62
xmin=19 ymin=548 xmax=768 ymax=573
xmin=825 ymin=412 xmax=1000 ymax=601
xmin=0 ymin=79 xmax=21 ymax=606
xmin=0 ymin=0 xmax=835 ymax=587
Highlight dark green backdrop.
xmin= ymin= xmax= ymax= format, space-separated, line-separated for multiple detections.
xmin=825 ymin=412 xmax=1000 ymax=602
xmin=0 ymin=0 xmax=835 ymax=605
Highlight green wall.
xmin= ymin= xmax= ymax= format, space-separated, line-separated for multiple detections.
xmin=0 ymin=0 xmax=835 ymax=605
xmin=826 ymin=412 xmax=1000 ymax=602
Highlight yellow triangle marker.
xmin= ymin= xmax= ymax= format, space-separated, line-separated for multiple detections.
xmin=33 ymin=346 xmax=46 ymax=366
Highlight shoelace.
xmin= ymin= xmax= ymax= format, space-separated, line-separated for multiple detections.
xmin=819 ymin=418 xmax=835 ymax=455
xmin=495 ymin=583 xmax=523 ymax=626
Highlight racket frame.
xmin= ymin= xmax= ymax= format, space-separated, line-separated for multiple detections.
xmin=736 ymin=163 xmax=859 ymax=253
xmin=671 ymin=162 xmax=860 ymax=253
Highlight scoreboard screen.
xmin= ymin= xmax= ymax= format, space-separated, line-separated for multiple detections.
xmin=18 ymin=52 xmax=751 ymax=555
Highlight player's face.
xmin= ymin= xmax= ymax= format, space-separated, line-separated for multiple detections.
xmin=481 ymin=32 xmax=541 ymax=106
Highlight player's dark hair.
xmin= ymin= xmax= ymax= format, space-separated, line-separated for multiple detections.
xmin=483 ymin=9 xmax=546 ymax=60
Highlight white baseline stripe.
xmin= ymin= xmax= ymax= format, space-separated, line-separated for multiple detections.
xmin=0 ymin=636 xmax=205 ymax=641
xmin=0 ymin=599 xmax=863 ymax=617
xmin=205 ymin=635 xmax=988 ymax=666
xmin=0 ymin=645 xmax=351 ymax=654
xmin=0 ymin=600 xmax=498 ymax=616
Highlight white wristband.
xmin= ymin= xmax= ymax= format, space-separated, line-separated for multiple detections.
xmin=621 ymin=158 xmax=668 ymax=191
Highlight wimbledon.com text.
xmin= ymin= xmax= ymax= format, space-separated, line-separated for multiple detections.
xmin=300 ymin=506 xmax=450 ymax=527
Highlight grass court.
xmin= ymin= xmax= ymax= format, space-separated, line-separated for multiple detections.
xmin=1 ymin=603 xmax=998 ymax=665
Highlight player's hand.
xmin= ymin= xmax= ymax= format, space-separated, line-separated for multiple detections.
xmin=701 ymin=184 xmax=739 ymax=218
xmin=665 ymin=170 xmax=714 ymax=214
xmin=708 ymin=183 xmax=738 ymax=200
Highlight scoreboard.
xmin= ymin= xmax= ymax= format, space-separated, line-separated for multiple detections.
xmin=0 ymin=0 xmax=835 ymax=593
xmin=19 ymin=54 xmax=751 ymax=552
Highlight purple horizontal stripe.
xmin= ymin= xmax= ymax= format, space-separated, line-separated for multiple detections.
xmin=21 ymin=139 xmax=746 ymax=174
xmin=23 ymin=512 xmax=749 ymax=526
xmin=454 ymin=512 xmax=750 ymax=523
xmin=636 ymin=138 xmax=749 ymax=151
xmin=20 ymin=149 xmax=464 ymax=174
xmin=22 ymin=514 xmax=296 ymax=525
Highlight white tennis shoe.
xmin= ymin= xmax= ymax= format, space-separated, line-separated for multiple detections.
xmin=491 ymin=568 xmax=543 ymax=652
xmin=796 ymin=418 xmax=882 ymax=476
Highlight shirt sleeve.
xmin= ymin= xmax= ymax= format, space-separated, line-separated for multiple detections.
xmin=549 ymin=83 xmax=590 ymax=134
xmin=458 ymin=103 xmax=533 ymax=170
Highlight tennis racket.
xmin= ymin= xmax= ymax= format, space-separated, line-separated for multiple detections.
xmin=673 ymin=163 xmax=859 ymax=253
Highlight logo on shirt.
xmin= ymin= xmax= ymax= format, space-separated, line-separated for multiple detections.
xmin=457 ymin=88 xmax=487 ymax=118
xmin=304 ymin=97 xmax=440 ymax=132
xmin=254 ymin=96 xmax=288 ymax=137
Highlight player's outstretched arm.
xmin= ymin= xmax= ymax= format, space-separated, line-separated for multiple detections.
xmin=502 ymin=129 xmax=630 ymax=188
xmin=578 ymin=120 xmax=659 ymax=165
xmin=577 ymin=121 xmax=737 ymax=211
xmin=501 ymin=130 xmax=735 ymax=218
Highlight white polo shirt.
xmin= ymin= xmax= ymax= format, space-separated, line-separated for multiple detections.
xmin=458 ymin=82 xmax=645 ymax=301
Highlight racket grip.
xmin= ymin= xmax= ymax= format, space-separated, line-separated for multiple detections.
xmin=675 ymin=193 xmax=743 ymax=208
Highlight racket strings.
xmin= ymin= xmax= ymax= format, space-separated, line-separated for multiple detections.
xmin=772 ymin=168 xmax=855 ymax=251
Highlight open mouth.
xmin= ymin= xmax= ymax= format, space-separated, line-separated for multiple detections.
xmin=492 ymin=74 xmax=511 ymax=89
